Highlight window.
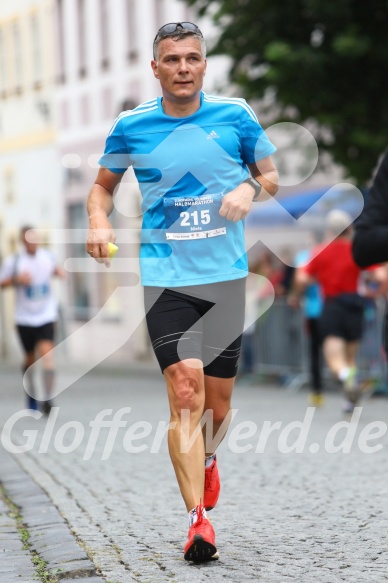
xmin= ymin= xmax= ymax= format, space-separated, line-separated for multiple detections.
xmin=30 ymin=14 xmax=42 ymax=89
xmin=68 ymin=203 xmax=90 ymax=320
xmin=100 ymin=0 xmax=109 ymax=70
xmin=77 ymin=0 xmax=87 ymax=77
xmin=60 ymin=100 xmax=69 ymax=129
xmin=101 ymin=87 xmax=112 ymax=119
xmin=125 ymin=0 xmax=138 ymax=62
xmin=12 ymin=21 xmax=23 ymax=93
xmin=80 ymin=94 xmax=90 ymax=125
xmin=154 ymin=0 xmax=164 ymax=32
xmin=8 ymin=232 xmax=18 ymax=255
xmin=4 ymin=166 xmax=15 ymax=204
xmin=0 ymin=28 xmax=7 ymax=97
xmin=56 ymin=0 xmax=66 ymax=83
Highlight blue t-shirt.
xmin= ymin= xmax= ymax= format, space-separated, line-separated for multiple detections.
xmin=99 ymin=91 xmax=276 ymax=287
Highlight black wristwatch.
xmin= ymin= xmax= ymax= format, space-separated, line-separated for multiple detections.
xmin=243 ymin=176 xmax=262 ymax=201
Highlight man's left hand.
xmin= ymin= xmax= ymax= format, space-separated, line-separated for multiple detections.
xmin=219 ymin=183 xmax=254 ymax=222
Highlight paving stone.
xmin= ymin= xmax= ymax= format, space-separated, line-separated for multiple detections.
xmin=50 ymin=558 xmax=96 ymax=579
xmin=65 ymin=579 xmax=107 ymax=583
xmin=41 ymin=547 xmax=88 ymax=562
xmin=2 ymin=366 xmax=388 ymax=582
xmin=28 ymin=538 xmax=75 ymax=553
xmin=0 ymin=542 xmax=27 ymax=552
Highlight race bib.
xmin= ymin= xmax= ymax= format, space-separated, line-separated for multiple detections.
xmin=163 ymin=194 xmax=226 ymax=240
xmin=25 ymin=283 xmax=50 ymax=300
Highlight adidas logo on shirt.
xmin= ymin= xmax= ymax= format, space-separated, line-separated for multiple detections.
xmin=207 ymin=130 xmax=220 ymax=139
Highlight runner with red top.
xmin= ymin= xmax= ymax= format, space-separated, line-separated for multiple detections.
xmin=294 ymin=210 xmax=387 ymax=412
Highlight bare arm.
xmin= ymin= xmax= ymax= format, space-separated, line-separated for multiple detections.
xmin=293 ymin=268 xmax=316 ymax=294
xmin=1 ymin=264 xmax=65 ymax=288
xmin=0 ymin=275 xmax=30 ymax=289
xmin=0 ymin=261 xmax=31 ymax=289
xmin=248 ymin=157 xmax=279 ymax=200
xmin=219 ymin=155 xmax=279 ymax=222
xmin=363 ymin=265 xmax=388 ymax=298
xmin=53 ymin=266 xmax=66 ymax=278
xmin=86 ymin=167 xmax=124 ymax=265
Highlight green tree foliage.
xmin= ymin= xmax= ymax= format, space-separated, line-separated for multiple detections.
xmin=186 ymin=0 xmax=388 ymax=184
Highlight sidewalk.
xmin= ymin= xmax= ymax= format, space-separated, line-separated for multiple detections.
xmin=0 ymin=446 xmax=105 ymax=583
xmin=1 ymin=363 xmax=388 ymax=582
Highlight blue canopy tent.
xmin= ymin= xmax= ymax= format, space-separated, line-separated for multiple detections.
xmin=245 ymin=185 xmax=365 ymax=227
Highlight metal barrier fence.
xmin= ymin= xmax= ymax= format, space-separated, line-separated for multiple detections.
xmin=248 ymin=297 xmax=387 ymax=392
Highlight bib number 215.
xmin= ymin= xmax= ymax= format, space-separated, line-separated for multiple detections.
xmin=163 ymin=194 xmax=226 ymax=240
xmin=180 ymin=209 xmax=210 ymax=227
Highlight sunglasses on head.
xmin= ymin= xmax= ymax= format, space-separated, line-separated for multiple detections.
xmin=153 ymin=22 xmax=203 ymax=43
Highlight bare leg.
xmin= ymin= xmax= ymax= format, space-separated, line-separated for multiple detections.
xmin=323 ymin=336 xmax=348 ymax=378
xmin=23 ymin=351 xmax=36 ymax=397
xmin=202 ymin=375 xmax=235 ymax=456
xmin=345 ymin=341 xmax=359 ymax=369
xmin=37 ymin=340 xmax=55 ymax=399
xmin=164 ymin=359 xmax=206 ymax=512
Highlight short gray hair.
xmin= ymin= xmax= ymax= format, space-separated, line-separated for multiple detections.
xmin=326 ymin=209 xmax=353 ymax=235
xmin=153 ymin=31 xmax=206 ymax=60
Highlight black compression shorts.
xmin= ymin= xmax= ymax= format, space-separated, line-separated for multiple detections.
xmin=144 ymin=279 xmax=246 ymax=378
xmin=319 ymin=294 xmax=365 ymax=342
xmin=16 ymin=322 xmax=55 ymax=354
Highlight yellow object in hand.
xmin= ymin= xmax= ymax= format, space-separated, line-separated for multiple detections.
xmin=107 ymin=242 xmax=118 ymax=258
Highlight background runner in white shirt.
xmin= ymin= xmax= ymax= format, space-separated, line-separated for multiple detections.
xmin=0 ymin=226 xmax=65 ymax=413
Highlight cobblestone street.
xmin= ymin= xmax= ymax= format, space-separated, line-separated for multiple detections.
xmin=1 ymin=364 xmax=388 ymax=582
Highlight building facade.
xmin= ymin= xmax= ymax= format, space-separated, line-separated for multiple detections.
xmin=0 ymin=0 xmax=62 ymax=359
xmin=0 ymin=0 xmax=230 ymax=364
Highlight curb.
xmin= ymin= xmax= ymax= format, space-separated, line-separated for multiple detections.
xmin=0 ymin=359 xmax=161 ymax=380
xmin=0 ymin=446 xmax=107 ymax=583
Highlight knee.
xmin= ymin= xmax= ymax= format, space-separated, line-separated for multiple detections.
xmin=24 ymin=353 xmax=35 ymax=368
xmin=39 ymin=341 xmax=54 ymax=365
xmin=209 ymin=405 xmax=231 ymax=427
xmin=166 ymin=363 xmax=203 ymax=413
xmin=41 ymin=353 xmax=54 ymax=369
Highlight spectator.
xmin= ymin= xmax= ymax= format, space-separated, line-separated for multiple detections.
xmin=239 ymin=255 xmax=275 ymax=378
xmin=289 ymin=238 xmax=324 ymax=406
xmin=353 ymin=150 xmax=388 ymax=354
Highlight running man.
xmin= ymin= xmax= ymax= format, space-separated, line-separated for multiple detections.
xmin=86 ymin=22 xmax=278 ymax=562
xmin=0 ymin=226 xmax=64 ymax=413
xmin=294 ymin=210 xmax=386 ymax=412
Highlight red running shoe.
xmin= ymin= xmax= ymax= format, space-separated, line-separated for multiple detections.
xmin=184 ymin=504 xmax=218 ymax=563
xmin=204 ymin=455 xmax=220 ymax=511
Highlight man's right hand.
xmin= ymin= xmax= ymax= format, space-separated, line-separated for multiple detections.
xmin=15 ymin=272 xmax=32 ymax=286
xmin=86 ymin=213 xmax=116 ymax=267
xmin=86 ymin=167 xmax=123 ymax=267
